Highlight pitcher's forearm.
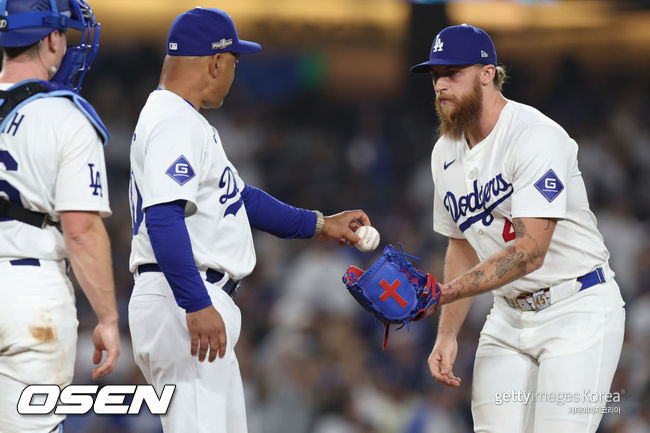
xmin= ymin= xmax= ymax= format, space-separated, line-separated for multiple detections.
xmin=436 ymin=237 xmax=480 ymax=336
xmin=441 ymin=218 xmax=557 ymax=304
xmin=437 ymin=297 xmax=475 ymax=338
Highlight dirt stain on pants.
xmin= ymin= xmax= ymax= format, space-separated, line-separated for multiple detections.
xmin=29 ymin=312 xmax=58 ymax=343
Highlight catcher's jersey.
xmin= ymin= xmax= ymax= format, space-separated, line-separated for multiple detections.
xmin=128 ymin=89 xmax=256 ymax=280
xmin=432 ymin=100 xmax=609 ymax=297
xmin=0 ymin=84 xmax=111 ymax=262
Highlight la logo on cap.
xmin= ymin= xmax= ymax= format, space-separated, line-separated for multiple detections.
xmin=432 ymin=35 xmax=444 ymax=53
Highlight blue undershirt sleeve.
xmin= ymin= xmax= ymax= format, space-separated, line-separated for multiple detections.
xmin=241 ymin=184 xmax=317 ymax=239
xmin=145 ymin=200 xmax=212 ymax=312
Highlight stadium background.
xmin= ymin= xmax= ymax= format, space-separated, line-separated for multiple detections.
xmin=58 ymin=0 xmax=650 ymax=431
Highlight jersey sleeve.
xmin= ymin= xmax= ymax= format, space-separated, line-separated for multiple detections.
xmin=241 ymin=185 xmax=317 ymax=238
xmin=54 ymin=115 xmax=111 ymax=217
xmin=508 ymin=125 xmax=576 ymax=219
xmin=141 ymin=116 xmax=203 ymax=215
xmin=431 ymin=146 xmax=464 ymax=239
xmin=433 ymin=184 xmax=465 ymax=238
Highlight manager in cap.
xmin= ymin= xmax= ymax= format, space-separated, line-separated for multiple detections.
xmin=413 ymin=24 xmax=624 ymax=433
xmin=126 ymin=8 xmax=371 ymax=432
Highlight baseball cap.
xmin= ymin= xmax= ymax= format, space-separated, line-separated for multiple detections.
xmin=0 ymin=0 xmax=73 ymax=48
xmin=166 ymin=7 xmax=261 ymax=56
xmin=410 ymin=24 xmax=496 ymax=73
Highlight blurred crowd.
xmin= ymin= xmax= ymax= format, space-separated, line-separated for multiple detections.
xmin=63 ymin=45 xmax=650 ymax=433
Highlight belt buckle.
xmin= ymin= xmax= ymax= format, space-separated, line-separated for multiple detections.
xmin=532 ymin=289 xmax=550 ymax=311
xmin=514 ymin=295 xmax=533 ymax=311
xmin=595 ymin=267 xmax=605 ymax=284
xmin=512 ymin=288 xmax=550 ymax=312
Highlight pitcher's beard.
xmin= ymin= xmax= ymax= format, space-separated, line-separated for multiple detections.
xmin=436 ymin=79 xmax=483 ymax=141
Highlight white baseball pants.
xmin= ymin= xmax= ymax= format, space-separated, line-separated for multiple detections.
xmin=129 ymin=271 xmax=246 ymax=433
xmin=0 ymin=260 xmax=76 ymax=433
xmin=471 ymin=267 xmax=625 ymax=433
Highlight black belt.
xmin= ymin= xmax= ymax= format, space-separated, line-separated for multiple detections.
xmin=137 ymin=264 xmax=240 ymax=297
xmin=0 ymin=197 xmax=60 ymax=230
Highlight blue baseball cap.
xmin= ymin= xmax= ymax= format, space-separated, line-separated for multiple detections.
xmin=0 ymin=0 xmax=73 ymax=47
xmin=410 ymin=24 xmax=496 ymax=73
xmin=166 ymin=7 xmax=261 ymax=56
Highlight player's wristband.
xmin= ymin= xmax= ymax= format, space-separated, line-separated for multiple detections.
xmin=313 ymin=210 xmax=324 ymax=237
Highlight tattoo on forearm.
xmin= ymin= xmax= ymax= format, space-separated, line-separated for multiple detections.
xmin=444 ymin=283 xmax=461 ymax=302
xmin=470 ymin=269 xmax=486 ymax=286
xmin=494 ymin=247 xmax=525 ymax=279
xmin=448 ymin=251 xmax=521 ymax=301
xmin=513 ymin=218 xmax=526 ymax=238
xmin=514 ymin=218 xmax=547 ymax=263
xmin=444 ymin=268 xmax=488 ymax=303
xmin=446 ymin=218 xmax=554 ymax=302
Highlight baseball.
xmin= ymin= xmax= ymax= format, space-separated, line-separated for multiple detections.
xmin=355 ymin=225 xmax=380 ymax=252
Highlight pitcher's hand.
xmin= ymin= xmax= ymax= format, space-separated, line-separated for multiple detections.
xmin=428 ymin=335 xmax=462 ymax=387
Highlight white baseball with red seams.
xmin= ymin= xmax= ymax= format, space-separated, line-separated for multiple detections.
xmin=355 ymin=225 xmax=380 ymax=252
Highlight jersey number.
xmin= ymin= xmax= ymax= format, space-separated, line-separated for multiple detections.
xmin=502 ymin=218 xmax=516 ymax=243
xmin=0 ymin=150 xmax=22 ymax=221
xmin=129 ymin=171 xmax=144 ymax=235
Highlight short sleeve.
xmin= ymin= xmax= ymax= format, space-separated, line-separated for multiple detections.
xmin=508 ymin=125 xmax=576 ymax=219
xmin=433 ymin=184 xmax=465 ymax=239
xmin=141 ymin=116 xmax=203 ymax=214
xmin=55 ymin=117 xmax=111 ymax=217
xmin=431 ymin=145 xmax=464 ymax=239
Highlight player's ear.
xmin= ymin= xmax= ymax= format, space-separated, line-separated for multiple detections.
xmin=208 ymin=53 xmax=222 ymax=79
xmin=481 ymin=65 xmax=495 ymax=86
xmin=44 ymin=30 xmax=65 ymax=54
xmin=43 ymin=32 xmax=56 ymax=54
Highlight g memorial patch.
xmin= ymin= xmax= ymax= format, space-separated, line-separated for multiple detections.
xmin=534 ymin=169 xmax=564 ymax=202
xmin=166 ymin=155 xmax=195 ymax=186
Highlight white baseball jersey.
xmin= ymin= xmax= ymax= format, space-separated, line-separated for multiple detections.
xmin=0 ymin=84 xmax=111 ymax=261
xmin=129 ymin=89 xmax=256 ymax=280
xmin=432 ymin=100 xmax=609 ymax=298
xmin=0 ymin=84 xmax=110 ymax=433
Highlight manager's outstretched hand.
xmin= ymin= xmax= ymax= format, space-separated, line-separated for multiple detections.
xmin=319 ymin=210 xmax=371 ymax=247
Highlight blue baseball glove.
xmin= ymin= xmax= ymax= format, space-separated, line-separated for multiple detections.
xmin=342 ymin=245 xmax=440 ymax=349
